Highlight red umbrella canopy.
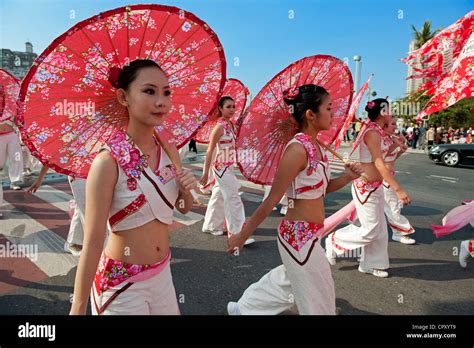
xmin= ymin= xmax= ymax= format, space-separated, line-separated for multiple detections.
xmin=236 ymin=54 xmax=353 ymax=185
xmin=18 ymin=4 xmax=226 ymax=178
xmin=0 ymin=68 xmax=20 ymax=124
xmin=195 ymin=78 xmax=249 ymax=143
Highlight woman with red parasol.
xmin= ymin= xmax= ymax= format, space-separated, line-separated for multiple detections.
xmin=226 ymin=53 xmax=365 ymax=315
xmin=0 ymin=69 xmax=23 ymax=205
xmin=199 ymin=96 xmax=254 ymax=244
xmin=19 ymin=5 xmax=226 ymax=315
xmin=325 ymin=99 xmax=411 ymax=279
xmin=382 ymin=116 xmax=416 ymax=245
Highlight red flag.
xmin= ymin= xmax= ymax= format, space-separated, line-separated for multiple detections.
xmin=333 ymin=74 xmax=373 ymax=151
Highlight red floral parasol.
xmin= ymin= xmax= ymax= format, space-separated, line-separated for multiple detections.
xmin=236 ymin=55 xmax=353 ymax=185
xmin=18 ymin=4 xmax=226 ymax=178
xmin=0 ymin=68 xmax=20 ymax=125
xmin=194 ymin=78 xmax=249 ymax=143
xmin=333 ymin=74 xmax=373 ymax=151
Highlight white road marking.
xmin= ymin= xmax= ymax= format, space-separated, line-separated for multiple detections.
xmin=429 ymin=175 xmax=459 ymax=180
xmin=441 ymin=179 xmax=457 ymax=183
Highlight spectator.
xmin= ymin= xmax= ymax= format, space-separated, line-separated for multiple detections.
xmin=434 ymin=129 xmax=443 ymax=144
xmin=412 ymin=124 xmax=420 ymax=149
xmin=418 ymin=124 xmax=426 ymax=149
xmin=426 ymin=126 xmax=435 ymax=148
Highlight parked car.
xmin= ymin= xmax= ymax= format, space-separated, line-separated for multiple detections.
xmin=428 ymin=143 xmax=474 ymax=167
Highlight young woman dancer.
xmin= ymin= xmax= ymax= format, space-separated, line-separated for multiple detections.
xmin=226 ymin=84 xmax=363 ymax=315
xmin=326 ymin=99 xmax=411 ymax=278
xmin=382 ymin=117 xmax=416 ymax=245
xmin=70 ymin=59 xmax=197 ymax=315
xmin=200 ymin=97 xmax=254 ymax=244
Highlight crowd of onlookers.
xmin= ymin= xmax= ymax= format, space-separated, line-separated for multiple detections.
xmin=343 ymin=122 xmax=473 ymax=150
xmin=401 ymin=125 xmax=473 ymax=149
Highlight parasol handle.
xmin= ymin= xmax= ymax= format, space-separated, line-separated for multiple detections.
xmin=154 ymin=131 xmax=204 ymax=206
xmin=316 ymin=140 xmax=348 ymax=164
xmin=316 ymin=139 xmax=370 ymax=181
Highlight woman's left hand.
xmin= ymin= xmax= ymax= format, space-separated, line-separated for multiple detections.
xmin=176 ymin=168 xmax=197 ymax=194
xmin=344 ymin=162 xmax=364 ymax=179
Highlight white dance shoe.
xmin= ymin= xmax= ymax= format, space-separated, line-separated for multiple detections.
xmin=202 ymin=230 xmax=225 ymax=236
xmin=392 ymin=234 xmax=416 ymax=245
xmin=227 ymin=301 xmax=241 ymax=315
xmin=358 ymin=266 xmax=389 ymax=278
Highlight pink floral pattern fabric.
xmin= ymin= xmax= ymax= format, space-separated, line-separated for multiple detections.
xmin=18 ymin=4 xmax=226 ymax=178
xmin=235 ymin=55 xmax=353 ymax=185
xmin=294 ymin=133 xmax=319 ymax=175
xmin=196 ymin=78 xmax=249 ymax=143
xmin=402 ymin=11 xmax=473 ymax=118
xmin=94 ymin=253 xmax=154 ymax=295
xmin=0 ymin=69 xmax=20 ymax=125
xmin=107 ymin=129 xmax=148 ymax=181
xmin=278 ymin=219 xmax=324 ymax=251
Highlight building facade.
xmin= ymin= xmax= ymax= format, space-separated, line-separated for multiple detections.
xmin=406 ymin=39 xmax=425 ymax=95
xmin=0 ymin=42 xmax=37 ymax=80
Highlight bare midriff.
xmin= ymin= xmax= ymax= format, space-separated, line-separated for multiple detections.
xmin=284 ymin=196 xmax=325 ymax=225
xmin=104 ymin=219 xmax=169 ymax=265
xmin=360 ymin=162 xmax=383 ymax=182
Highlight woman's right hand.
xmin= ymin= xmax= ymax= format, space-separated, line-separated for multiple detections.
xmin=395 ymin=188 xmax=411 ymax=205
xmin=199 ymin=173 xmax=209 ymax=186
xmin=26 ymin=180 xmax=41 ymax=193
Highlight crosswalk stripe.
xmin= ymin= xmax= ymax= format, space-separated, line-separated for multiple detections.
xmin=1 ymin=201 xmax=78 ymax=277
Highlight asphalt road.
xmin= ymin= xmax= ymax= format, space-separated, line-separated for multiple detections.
xmin=0 ymin=150 xmax=473 ymax=315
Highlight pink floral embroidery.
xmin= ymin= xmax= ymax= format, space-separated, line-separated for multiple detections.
xmin=127 ymin=178 xmax=137 ymax=191
xmin=107 ymin=129 xmax=148 ymax=182
xmin=294 ymin=133 xmax=320 ymax=175
xmin=354 ymin=177 xmax=382 ymax=196
xmin=94 ymin=253 xmax=154 ymax=295
xmin=278 ymin=219 xmax=323 ymax=251
xmin=217 ymin=118 xmax=236 ymax=138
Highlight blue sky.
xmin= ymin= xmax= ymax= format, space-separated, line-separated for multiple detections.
xmin=0 ymin=0 xmax=472 ymax=100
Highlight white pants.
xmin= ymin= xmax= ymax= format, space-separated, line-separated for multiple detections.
xmin=0 ymin=132 xmax=23 ymax=206
xmin=383 ymin=184 xmax=414 ymax=237
xmin=237 ymin=238 xmax=335 ymax=315
xmin=202 ymin=166 xmax=245 ymax=234
xmin=67 ymin=177 xmax=86 ymax=245
xmin=91 ymin=261 xmax=180 ymax=315
xmin=330 ymin=184 xmax=389 ymax=270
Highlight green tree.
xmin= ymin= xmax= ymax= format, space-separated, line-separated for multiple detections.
xmin=411 ymin=21 xmax=441 ymax=49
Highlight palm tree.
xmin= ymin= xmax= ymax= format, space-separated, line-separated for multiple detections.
xmin=411 ymin=21 xmax=441 ymax=49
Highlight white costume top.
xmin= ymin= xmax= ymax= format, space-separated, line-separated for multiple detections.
xmin=285 ymin=133 xmax=331 ymax=200
xmin=102 ymin=130 xmax=179 ymax=232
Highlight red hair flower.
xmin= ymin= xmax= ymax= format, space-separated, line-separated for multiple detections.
xmin=284 ymin=86 xmax=299 ymax=100
xmin=108 ymin=66 xmax=123 ymax=88
xmin=367 ymin=101 xmax=375 ymax=109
